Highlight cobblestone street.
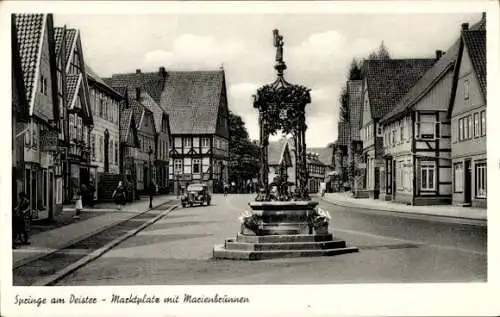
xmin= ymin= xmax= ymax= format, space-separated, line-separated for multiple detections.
xmin=54 ymin=194 xmax=486 ymax=285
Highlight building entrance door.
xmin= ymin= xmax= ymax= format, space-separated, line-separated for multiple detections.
xmin=464 ymin=159 xmax=472 ymax=206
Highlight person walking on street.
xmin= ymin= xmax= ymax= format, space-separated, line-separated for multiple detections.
xmin=73 ymin=189 xmax=83 ymax=220
xmin=14 ymin=192 xmax=31 ymax=246
xmin=112 ymin=181 xmax=126 ymax=210
xmin=223 ymin=184 xmax=229 ymax=197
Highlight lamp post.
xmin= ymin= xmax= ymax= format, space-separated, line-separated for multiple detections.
xmin=148 ymin=146 xmax=153 ymax=209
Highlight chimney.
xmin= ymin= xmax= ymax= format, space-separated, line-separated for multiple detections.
xmin=135 ymin=87 xmax=141 ymax=100
xmin=136 ymin=69 xmax=141 ymax=74
xmin=435 ymin=50 xmax=443 ymax=60
xmin=461 ymin=23 xmax=469 ymax=31
xmin=159 ymin=66 xmax=166 ymax=78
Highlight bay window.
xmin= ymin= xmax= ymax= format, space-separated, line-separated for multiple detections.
xmin=475 ymin=163 xmax=487 ymax=198
xmin=420 ymin=161 xmax=435 ymax=191
xmin=454 ymin=163 xmax=463 ymax=192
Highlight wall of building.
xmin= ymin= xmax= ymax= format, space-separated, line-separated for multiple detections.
xmin=89 ymin=85 xmax=120 ymax=174
xmin=451 ymin=43 xmax=487 ymax=208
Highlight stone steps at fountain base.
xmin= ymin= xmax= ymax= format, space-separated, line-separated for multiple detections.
xmin=213 ymin=244 xmax=359 ymax=260
xmin=224 ymin=239 xmax=347 ymax=251
xmin=236 ymin=233 xmax=334 ymax=243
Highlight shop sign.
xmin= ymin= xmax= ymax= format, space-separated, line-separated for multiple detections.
xmin=40 ymin=130 xmax=58 ymax=152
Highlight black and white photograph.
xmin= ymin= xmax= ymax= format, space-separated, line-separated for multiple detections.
xmin=1 ymin=1 xmax=498 ymax=316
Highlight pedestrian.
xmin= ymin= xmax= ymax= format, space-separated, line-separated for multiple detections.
xmin=223 ymin=184 xmax=229 ymax=197
xmin=112 ymin=181 xmax=126 ymax=210
xmin=14 ymin=192 xmax=31 ymax=245
xmin=73 ymin=189 xmax=83 ymax=220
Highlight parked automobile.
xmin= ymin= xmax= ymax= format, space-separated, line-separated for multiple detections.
xmin=181 ymin=183 xmax=211 ymax=207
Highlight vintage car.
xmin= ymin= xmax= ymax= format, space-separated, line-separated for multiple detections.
xmin=181 ymin=183 xmax=211 ymax=207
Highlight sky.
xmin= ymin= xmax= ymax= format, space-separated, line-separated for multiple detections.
xmin=54 ymin=12 xmax=481 ymax=147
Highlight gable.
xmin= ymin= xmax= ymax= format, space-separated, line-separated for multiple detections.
xmin=31 ymin=15 xmax=56 ymax=121
xmin=413 ymin=69 xmax=454 ymax=112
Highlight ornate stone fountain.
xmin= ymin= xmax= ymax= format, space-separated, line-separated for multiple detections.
xmin=212 ymin=30 xmax=358 ymax=260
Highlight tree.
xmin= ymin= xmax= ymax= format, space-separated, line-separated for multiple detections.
xmin=377 ymin=41 xmax=391 ymax=60
xmin=228 ymin=111 xmax=261 ymax=192
xmin=348 ymin=58 xmax=362 ymax=80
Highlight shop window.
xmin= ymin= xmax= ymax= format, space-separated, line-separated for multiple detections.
xmin=420 ymin=161 xmax=435 ymax=191
xmin=475 ymin=163 xmax=487 ymax=198
xmin=454 ymin=163 xmax=463 ymax=192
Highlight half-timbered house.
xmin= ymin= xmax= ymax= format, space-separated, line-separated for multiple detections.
xmin=450 ymin=16 xmax=486 ymax=208
xmin=14 ymin=14 xmax=63 ymax=221
xmin=53 ymin=26 xmax=93 ymax=202
xmin=359 ymin=58 xmax=435 ymax=200
xmin=164 ymin=70 xmax=230 ymax=194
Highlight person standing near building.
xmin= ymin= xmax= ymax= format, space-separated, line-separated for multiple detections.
xmin=14 ymin=192 xmax=30 ymax=246
xmin=112 ymin=181 xmax=126 ymax=210
xmin=73 ymin=189 xmax=83 ymax=220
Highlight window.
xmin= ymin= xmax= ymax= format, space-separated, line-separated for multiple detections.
xmin=467 ymin=115 xmax=472 ymax=139
xmin=99 ymin=136 xmax=103 ymax=162
xmin=40 ymin=75 xmax=48 ymax=95
xmin=184 ymin=138 xmax=191 ymax=148
xmin=193 ymin=159 xmax=201 ymax=174
xmin=399 ymin=125 xmax=404 ymax=144
xmin=201 ymin=137 xmax=210 ymax=147
xmin=420 ymin=161 xmax=435 ymax=191
xmin=464 ymin=79 xmax=470 ymax=101
xmin=480 ymin=110 xmax=486 ymax=136
xmin=458 ymin=118 xmax=464 ymax=141
xmin=91 ymin=133 xmax=96 ymax=160
xmin=174 ymin=159 xmax=182 ymax=174
xmin=417 ymin=113 xmax=435 ymax=139
xmin=474 ymin=113 xmax=480 ymax=137
xmin=454 ymin=163 xmax=463 ymax=192
xmin=464 ymin=116 xmax=469 ymax=139
xmin=99 ymin=98 xmax=104 ymax=117
xmin=475 ymin=163 xmax=486 ymax=198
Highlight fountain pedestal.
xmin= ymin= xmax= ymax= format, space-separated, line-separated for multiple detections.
xmin=212 ymin=201 xmax=359 ymax=260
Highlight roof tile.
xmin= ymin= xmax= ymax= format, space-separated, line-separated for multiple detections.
xmin=463 ymin=30 xmax=486 ymax=98
xmin=364 ymin=59 xmax=435 ymax=119
xmin=347 ymin=80 xmax=363 ymax=140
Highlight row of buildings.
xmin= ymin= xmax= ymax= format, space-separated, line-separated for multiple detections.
xmin=333 ymin=14 xmax=486 ymax=208
xmin=12 ymin=13 xmax=230 ymax=222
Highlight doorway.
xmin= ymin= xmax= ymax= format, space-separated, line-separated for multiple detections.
xmin=464 ymin=159 xmax=472 ymax=206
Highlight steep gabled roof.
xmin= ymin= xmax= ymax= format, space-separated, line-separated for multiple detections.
xmin=364 ymin=58 xmax=435 ymax=120
xmin=14 ymin=14 xmax=45 ymax=113
xmin=463 ymin=30 xmax=486 ymax=98
xmin=129 ymin=100 xmax=146 ymax=129
xmin=53 ymin=27 xmax=77 ymax=64
xmin=160 ymin=71 xmax=225 ymax=135
xmin=139 ymin=89 xmax=166 ymax=133
xmin=12 ymin=15 xmax=29 ymax=121
xmin=347 ymin=80 xmax=363 ymax=140
xmin=380 ymin=45 xmax=460 ymax=124
xmin=381 ymin=15 xmax=486 ymax=125
xmin=66 ymin=74 xmax=82 ymax=108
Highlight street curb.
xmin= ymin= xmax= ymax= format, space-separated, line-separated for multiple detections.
xmin=322 ymin=197 xmax=487 ymax=224
xmin=13 ymin=199 xmax=176 ymax=270
xmin=33 ymin=203 xmax=180 ymax=286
